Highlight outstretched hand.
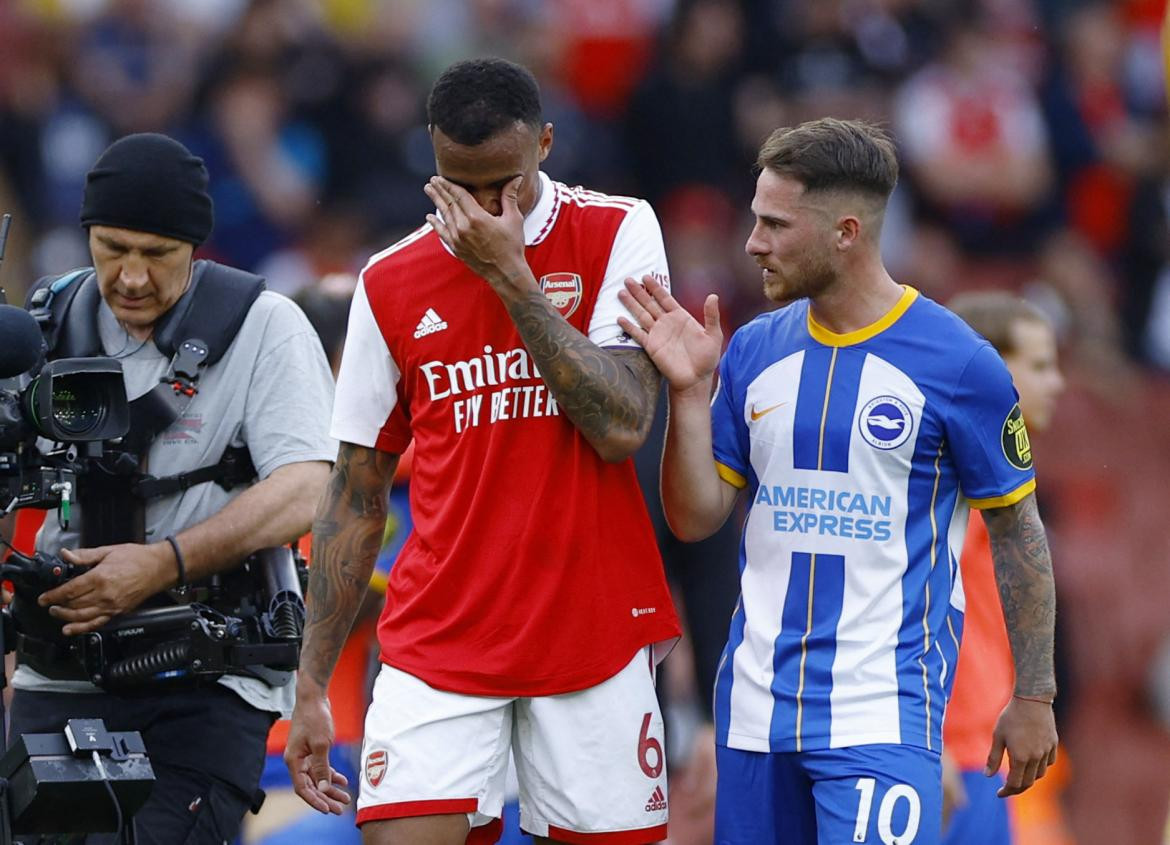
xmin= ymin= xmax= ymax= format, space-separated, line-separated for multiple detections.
xmin=618 ymin=276 xmax=722 ymax=393
xmin=424 ymin=175 xmax=529 ymax=295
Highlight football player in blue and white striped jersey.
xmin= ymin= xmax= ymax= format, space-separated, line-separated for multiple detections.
xmin=618 ymin=118 xmax=1058 ymax=845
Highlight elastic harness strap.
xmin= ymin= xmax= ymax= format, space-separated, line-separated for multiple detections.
xmin=133 ymin=446 xmax=256 ymax=500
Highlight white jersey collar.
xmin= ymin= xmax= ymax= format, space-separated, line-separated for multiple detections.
xmin=523 ymin=171 xmax=558 ymax=247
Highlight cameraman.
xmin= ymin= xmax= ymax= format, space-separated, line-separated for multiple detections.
xmin=3 ymin=134 xmax=335 ymax=843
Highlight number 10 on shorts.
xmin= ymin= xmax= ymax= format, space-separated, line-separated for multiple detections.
xmin=853 ymin=778 xmax=921 ymax=844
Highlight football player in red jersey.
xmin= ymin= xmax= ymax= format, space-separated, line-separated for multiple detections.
xmin=285 ymin=58 xmax=680 ymax=845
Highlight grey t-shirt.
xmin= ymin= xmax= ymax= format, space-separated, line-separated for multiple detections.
xmin=13 ymin=286 xmax=337 ymax=716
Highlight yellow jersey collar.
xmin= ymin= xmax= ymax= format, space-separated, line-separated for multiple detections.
xmin=807 ymin=285 xmax=919 ymax=347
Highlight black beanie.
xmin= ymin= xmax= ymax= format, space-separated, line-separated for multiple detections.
xmin=80 ymin=133 xmax=214 ymax=246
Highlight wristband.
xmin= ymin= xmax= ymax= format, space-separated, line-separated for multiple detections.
xmin=164 ymin=535 xmax=188 ymax=592
xmin=1013 ymin=693 xmax=1054 ymax=705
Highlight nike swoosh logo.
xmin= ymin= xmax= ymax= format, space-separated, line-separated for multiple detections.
xmin=750 ymin=402 xmax=787 ymax=421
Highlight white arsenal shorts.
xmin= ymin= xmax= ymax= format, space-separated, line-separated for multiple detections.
xmin=356 ymin=647 xmax=668 ymax=842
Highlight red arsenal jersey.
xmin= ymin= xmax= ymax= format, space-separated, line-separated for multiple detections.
xmin=332 ymin=173 xmax=680 ymax=696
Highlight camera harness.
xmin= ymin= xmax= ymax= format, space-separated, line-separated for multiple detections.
xmin=26 ymin=260 xmax=264 ymax=545
xmin=12 ymin=262 xmax=305 ymax=687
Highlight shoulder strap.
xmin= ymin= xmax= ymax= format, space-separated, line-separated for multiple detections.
xmin=152 ymin=260 xmax=265 ymax=367
xmin=25 ymin=260 xmax=266 ymax=367
xmin=119 ymin=260 xmax=265 ymax=452
xmin=132 ymin=445 xmax=256 ymax=500
xmin=25 ymin=268 xmax=101 ymax=359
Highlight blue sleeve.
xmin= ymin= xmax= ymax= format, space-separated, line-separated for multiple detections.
xmin=710 ymin=331 xmax=751 ymax=489
xmin=945 ymin=344 xmax=1037 ymax=508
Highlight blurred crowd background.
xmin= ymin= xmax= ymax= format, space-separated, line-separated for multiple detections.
xmin=3 ymin=0 xmax=1170 ymax=843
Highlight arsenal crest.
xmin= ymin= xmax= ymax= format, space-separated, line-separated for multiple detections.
xmin=539 ymin=272 xmax=583 ymax=319
xmin=365 ymin=749 xmax=388 ymax=787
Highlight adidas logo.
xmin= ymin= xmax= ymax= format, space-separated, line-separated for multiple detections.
xmin=644 ymin=785 xmax=666 ymax=813
xmin=413 ymin=308 xmax=448 ymax=339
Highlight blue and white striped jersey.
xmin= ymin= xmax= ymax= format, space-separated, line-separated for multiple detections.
xmin=710 ymin=287 xmax=1035 ymax=755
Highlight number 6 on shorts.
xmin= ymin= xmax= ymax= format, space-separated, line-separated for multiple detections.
xmin=638 ymin=712 xmax=663 ymax=778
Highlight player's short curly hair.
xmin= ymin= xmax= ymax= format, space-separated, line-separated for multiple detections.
xmin=426 ymin=58 xmax=542 ymax=146
xmin=757 ymin=118 xmax=898 ymax=200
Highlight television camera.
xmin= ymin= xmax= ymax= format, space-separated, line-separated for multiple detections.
xmin=1 ymin=209 xmax=307 ymax=687
xmin=0 ymin=213 xmax=308 ymax=840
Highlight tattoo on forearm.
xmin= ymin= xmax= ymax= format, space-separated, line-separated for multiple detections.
xmin=507 ymin=289 xmax=659 ymax=449
xmin=983 ymin=494 xmax=1058 ymax=698
xmin=301 ymin=443 xmax=396 ymax=688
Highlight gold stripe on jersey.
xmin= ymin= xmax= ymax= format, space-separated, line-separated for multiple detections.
xmin=966 ymin=478 xmax=1037 ymax=510
xmin=716 ymin=462 xmax=747 ymax=489
xmin=919 ymin=442 xmax=945 ymax=750
xmin=794 ymin=553 xmax=817 ymax=753
xmin=796 ymin=346 xmax=840 ymax=750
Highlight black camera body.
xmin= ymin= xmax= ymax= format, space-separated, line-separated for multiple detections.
xmin=0 ymin=290 xmax=131 ymax=515
xmin=73 ymin=546 xmax=307 ymax=690
xmin=1 ymin=363 xmax=130 ymax=508
xmin=0 ymin=356 xmax=130 ymax=450
xmin=0 ymin=280 xmax=305 ymax=691
xmin=0 ymin=296 xmax=138 ymax=651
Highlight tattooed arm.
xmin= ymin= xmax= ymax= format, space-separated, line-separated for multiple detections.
xmin=285 ymin=442 xmax=398 ymax=813
xmin=984 ymin=493 xmax=1058 ymax=698
xmin=503 ymin=288 xmax=660 ymax=461
xmin=424 ymin=175 xmax=659 ymax=462
xmin=981 ymin=492 xmax=1059 ymax=798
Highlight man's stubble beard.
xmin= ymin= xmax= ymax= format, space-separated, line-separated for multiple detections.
xmin=762 ymin=254 xmax=837 ymax=305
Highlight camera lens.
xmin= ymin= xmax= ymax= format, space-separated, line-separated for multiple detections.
xmin=47 ymin=373 xmax=106 ymax=437
xmin=23 ymin=358 xmax=129 ymax=442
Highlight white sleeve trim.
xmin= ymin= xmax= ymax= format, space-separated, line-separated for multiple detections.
xmin=587 ymin=199 xmax=670 ymax=348
xmin=330 ymin=276 xmax=401 ymax=447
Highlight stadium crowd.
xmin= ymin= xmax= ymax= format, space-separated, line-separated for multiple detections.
xmin=2 ymin=0 xmax=1170 ymax=843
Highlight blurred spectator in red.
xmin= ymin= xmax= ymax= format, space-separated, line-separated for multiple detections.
xmin=1035 ymin=346 xmax=1170 ymax=845
xmin=895 ymin=1 xmax=1055 ymax=256
xmin=548 ymin=0 xmax=667 ymax=120
xmin=1042 ymin=3 xmax=1162 ymax=257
